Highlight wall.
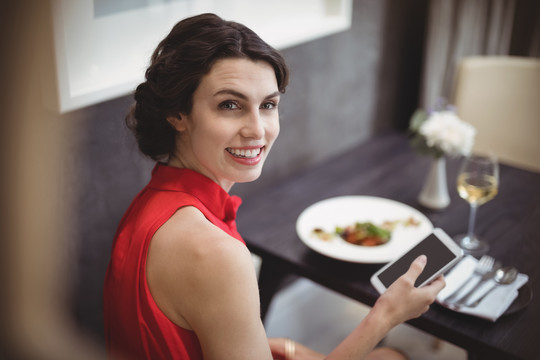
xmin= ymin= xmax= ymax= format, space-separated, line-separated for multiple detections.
xmin=64 ymin=0 xmax=428 ymax=345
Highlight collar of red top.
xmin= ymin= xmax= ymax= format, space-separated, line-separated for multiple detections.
xmin=148 ymin=163 xmax=242 ymax=222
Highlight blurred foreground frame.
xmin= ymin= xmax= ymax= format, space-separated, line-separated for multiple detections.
xmin=0 ymin=2 xmax=105 ymax=359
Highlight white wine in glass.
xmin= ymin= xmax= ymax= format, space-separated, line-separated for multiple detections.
xmin=454 ymin=154 xmax=499 ymax=255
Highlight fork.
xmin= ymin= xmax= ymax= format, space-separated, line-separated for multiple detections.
xmin=443 ymin=255 xmax=495 ymax=303
xmin=452 ymin=259 xmax=501 ymax=308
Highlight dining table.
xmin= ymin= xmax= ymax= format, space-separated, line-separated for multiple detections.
xmin=236 ymin=132 xmax=540 ymax=360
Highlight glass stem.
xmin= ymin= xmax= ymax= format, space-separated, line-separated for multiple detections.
xmin=467 ymin=204 xmax=478 ymax=242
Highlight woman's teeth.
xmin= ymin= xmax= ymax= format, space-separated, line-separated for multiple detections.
xmin=227 ymin=147 xmax=261 ymax=158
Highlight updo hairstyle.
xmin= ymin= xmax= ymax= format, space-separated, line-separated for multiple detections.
xmin=126 ymin=13 xmax=290 ymax=161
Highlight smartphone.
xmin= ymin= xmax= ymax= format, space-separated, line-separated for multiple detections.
xmin=370 ymin=228 xmax=463 ymax=294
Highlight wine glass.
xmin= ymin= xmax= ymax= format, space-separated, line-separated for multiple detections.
xmin=454 ymin=154 xmax=499 ymax=255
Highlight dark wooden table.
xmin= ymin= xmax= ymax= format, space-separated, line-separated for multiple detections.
xmin=236 ymin=132 xmax=540 ymax=360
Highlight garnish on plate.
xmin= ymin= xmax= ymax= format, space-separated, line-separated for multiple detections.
xmin=311 ymin=217 xmax=420 ymax=247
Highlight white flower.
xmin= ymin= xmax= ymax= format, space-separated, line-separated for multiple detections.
xmin=419 ymin=110 xmax=476 ymax=157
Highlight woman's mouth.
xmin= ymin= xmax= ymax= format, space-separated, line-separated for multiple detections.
xmin=226 ymin=147 xmax=263 ymax=159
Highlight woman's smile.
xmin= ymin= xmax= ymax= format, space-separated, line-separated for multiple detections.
xmin=226 ymin=146 xmax=263 ymax=159
xmin=225 ymin=146 xmax=264 ymax=165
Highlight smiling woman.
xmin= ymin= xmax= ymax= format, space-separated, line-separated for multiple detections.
xmin=103 ymin=13 xmax=443 ymax=360
xmin=103 ymin=14 xmax=290 ymax=359
xmin=165 ymin=58 xmax=281 ymax=191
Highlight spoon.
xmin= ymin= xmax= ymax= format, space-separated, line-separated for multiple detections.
xmin=469 ymin=266 xmax=519 ymax=307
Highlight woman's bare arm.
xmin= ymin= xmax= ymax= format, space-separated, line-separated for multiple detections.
xmin=147 ymin=206 xmax=273 ymax=359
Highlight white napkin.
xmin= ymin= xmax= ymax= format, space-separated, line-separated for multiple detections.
xmin=436 ymin=255 xmax=529 ymax=322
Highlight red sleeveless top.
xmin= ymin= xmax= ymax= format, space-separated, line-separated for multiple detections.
xmin=103 ymin=164 xmax=244 ymax=359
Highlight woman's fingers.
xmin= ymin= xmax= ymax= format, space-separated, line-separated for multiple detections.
xmin=402 ymin=254 xmax=427 ymax=282
xmin=424 ymin=275 xmax=446 ymax=296
xmin=402 ymin=255 xmax=446 ymax=293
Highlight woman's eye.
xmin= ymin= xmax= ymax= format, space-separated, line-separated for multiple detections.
xmin=219 ymin=101 xmax=239 ymax=110
xmin=261 ymin=102 xmax=277 ymax=110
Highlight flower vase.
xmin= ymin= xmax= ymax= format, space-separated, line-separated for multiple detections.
xmin=418 ymin=157 xmax=450 ymax=210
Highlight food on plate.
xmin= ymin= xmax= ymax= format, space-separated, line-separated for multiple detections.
xmin=336 ymin=222 xmax=391 ymax=246
xmin=312 ymin=228 xmax=334 ymax=241
xmin=311 ymin=217 xmax=420 ymax=247
xmin=381 ymin=216 xmax=421 ymax=230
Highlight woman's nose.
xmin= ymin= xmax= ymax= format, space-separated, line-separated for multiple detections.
xmin=240 ymin=110 xmax=264 ymax=139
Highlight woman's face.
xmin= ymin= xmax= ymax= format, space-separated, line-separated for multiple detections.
xmin=170 ymin=58 xmax=281 ymax=191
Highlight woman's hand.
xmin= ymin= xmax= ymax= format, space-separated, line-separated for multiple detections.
xmin=372 ymin=255 xmax=446 ymax=329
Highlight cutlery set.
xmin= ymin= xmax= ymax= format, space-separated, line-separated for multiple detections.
xmin=442 ymin=255 xmax=519 ymax=309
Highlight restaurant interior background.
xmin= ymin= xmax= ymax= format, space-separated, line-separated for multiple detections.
xmin=1 ymin=0 xmax=538 ymax=358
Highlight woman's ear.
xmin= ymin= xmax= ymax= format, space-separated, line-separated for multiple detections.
xmin=166 ymin=114 xmax=187 ymax=132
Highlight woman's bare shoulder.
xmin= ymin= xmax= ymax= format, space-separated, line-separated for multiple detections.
xmin=150 ymin=206 xmax=250 ymax=266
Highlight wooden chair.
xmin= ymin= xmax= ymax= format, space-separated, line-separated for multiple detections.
xmin=452 ymin=56 xmax=540 ymax=173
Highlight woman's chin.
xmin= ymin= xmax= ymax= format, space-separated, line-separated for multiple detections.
xmin=232 ymin=168 xmax=264 ymax=184
xmin=236 ymin=173 xmax=262 ymax=184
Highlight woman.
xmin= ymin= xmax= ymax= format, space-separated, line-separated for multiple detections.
xmin=103 ymin=13 xmax=445 ymax=360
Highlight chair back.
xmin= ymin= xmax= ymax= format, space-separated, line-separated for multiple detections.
xmin=452 ymin=56 xmax=540 ymax=173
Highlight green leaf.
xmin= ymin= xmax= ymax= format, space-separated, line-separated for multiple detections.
xmin=409 ymin=109 xmax=428 ymax=132
xmin=356 ymin=222 xmax=391 ymax=240
xmin=409 ymin=135 xmax=444 ymax=158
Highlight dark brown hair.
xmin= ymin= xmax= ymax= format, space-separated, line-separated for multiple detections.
xmin=126 ymin=13 xmax=289 ymax=161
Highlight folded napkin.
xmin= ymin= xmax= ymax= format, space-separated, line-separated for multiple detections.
xmin=436 ymin=255 xmax=529 ymax=322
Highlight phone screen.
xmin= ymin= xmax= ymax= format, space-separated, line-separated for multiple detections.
xmin=377 ymin=233 xmax=457 ymax=288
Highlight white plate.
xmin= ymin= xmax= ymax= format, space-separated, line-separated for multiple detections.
xmin=296 ymin=196 xmax=433 ymax=263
